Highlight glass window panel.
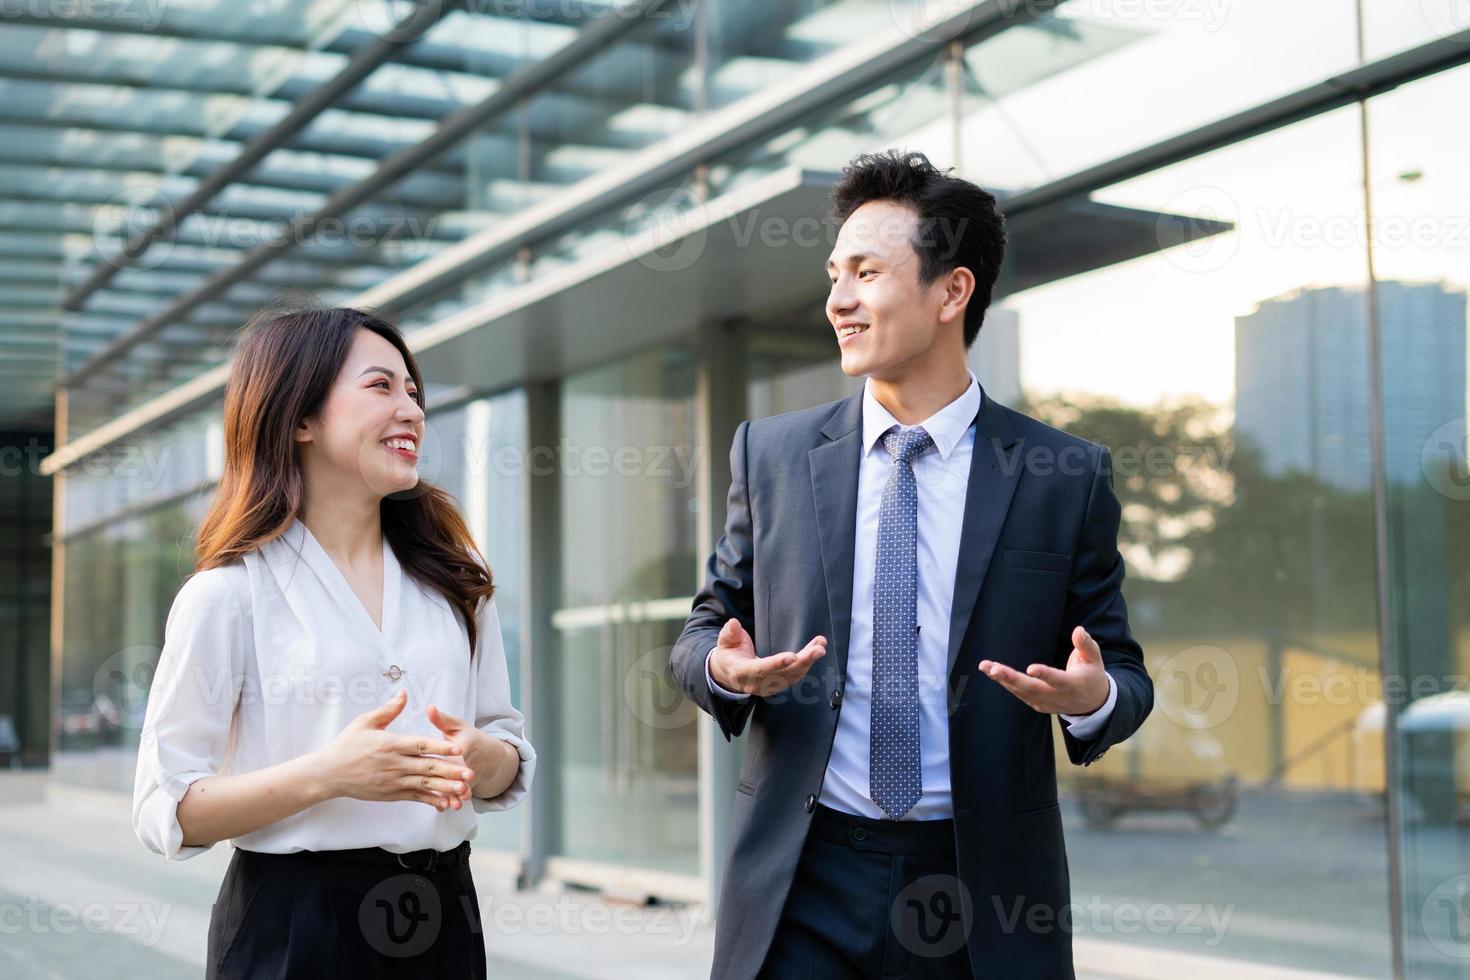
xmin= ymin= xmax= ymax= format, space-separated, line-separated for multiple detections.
xmin=706 ymin=50 xmax=951 ymax=198
xmin=1364 ymin=62 xmax=1470 ymax=978
xmin=744 ymin=309 xmax=861 ymax=418
xmin=553 ymin=343 xmax=701 ymax=875
xmin=426 ymin=390 xmax=529 ymax=854
xmin=56 ymin=501 xmax=201 ymax=793
xmin=1363 ymin=0 xmax=1470 ymax=62
xmin=998 ymin=105 xmax=1388 ymax=975
xmin=705 ymin=0 xmax=936 ymax=111
xmin=519 ymin=16 xmax=698 ymax=194
xmin=953 ymin=4 xmax=1361 ymax=194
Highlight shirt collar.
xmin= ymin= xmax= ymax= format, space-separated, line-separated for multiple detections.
xmin=861 ymin=370 xmax=982 ymax=461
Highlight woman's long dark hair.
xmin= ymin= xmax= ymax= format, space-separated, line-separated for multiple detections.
xmin=195 ymin=305 xmax=494 ymax=657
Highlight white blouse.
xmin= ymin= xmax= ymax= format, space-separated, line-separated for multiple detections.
xmin=133 ymin=517 xmax=536 ymax=861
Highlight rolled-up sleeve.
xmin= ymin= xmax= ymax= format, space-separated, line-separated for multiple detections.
xmin=132 ymin=569 xmax=247 ymax=860
xmin=470 ymin=596 xmax=536 ymax=813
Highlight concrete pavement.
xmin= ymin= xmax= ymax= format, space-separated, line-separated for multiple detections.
xmin=0 ymin=772 xmax=1365 ymax=979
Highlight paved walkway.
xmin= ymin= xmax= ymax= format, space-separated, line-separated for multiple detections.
xmin=0 ymin=772 xmax=1360 ymax=979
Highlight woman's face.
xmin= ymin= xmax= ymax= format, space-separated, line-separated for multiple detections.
xmin=296 ymin=328 xmax=426 ymax=500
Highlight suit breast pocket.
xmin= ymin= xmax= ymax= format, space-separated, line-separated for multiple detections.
xmin=999 ymin=548 xmax=1072 ymax=574
xmin=996 ymin=550 xmax=1072 ymax=662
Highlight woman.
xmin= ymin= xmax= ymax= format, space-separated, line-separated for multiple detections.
xmin=132 ymin=306 xmax=535 ymax=978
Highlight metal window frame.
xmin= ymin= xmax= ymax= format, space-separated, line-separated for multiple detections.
xmin=41 ymin=22 xmax=1470 ymax=476
xmin=54 ymin=0 xmax=466 ymax=312
xmin=41 ymin=0 xmax=1052 ymax=471
xmin=59 ymin=0 xmax=678 ymax=388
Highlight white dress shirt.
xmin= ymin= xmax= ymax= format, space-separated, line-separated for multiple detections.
xmin=133 ymin=517 xmax=536 ymax=860
xmin=707 ymin=372 xmax=1117 ymax=819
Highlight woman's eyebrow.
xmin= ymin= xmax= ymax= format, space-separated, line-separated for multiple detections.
xmin=357 ymin=366 xmax=396 ymax=379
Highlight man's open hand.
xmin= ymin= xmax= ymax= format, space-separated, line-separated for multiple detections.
xmin=709 ymin=618 xmax=827 ymax=697
xmin=979 ymin=625 xmax=1109 ymax=715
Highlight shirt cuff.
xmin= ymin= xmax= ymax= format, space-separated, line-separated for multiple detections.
xmin=705 ymin=644 xmax=750 ymax=701
xmin=136 ymin=769 xmax=215 ymax=861
xmin=471 ymin=729 xmax=537 ymax=813
xmin=1060 ymin=671 xmax=1117 ymax=740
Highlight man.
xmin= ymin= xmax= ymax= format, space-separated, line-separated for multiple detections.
xmin=669 ymin=149 xmax=1153 ymax=979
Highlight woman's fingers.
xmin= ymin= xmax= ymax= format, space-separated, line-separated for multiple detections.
xmin=410 ymin=790 xmax=452 ymax=810
xmin=401 ymin=787 xmax=467 ymax=811
xmin=417 ymin=757 xmax=475 ymax=783
xmin=405 ymin=774 xmax=472 ymax=799
xmin=393 ymin=734 xmax=462 ymax=758
xmin=390 ymin=754 xmax=474 ymax=783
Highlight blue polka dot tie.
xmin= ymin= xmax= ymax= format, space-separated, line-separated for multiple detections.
xmin=870 ymin=425 xmax=933 ymax=820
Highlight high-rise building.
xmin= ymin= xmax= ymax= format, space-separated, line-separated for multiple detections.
xmin=1235 ymin=281 xmax=1467 ymax=491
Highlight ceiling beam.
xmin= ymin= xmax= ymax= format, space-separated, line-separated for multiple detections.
xmin=61 ymin=0 xmax=676 ymax=388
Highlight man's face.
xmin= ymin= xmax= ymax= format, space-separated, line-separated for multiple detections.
xmin=825 ymin=200 xmax=950 ymax=380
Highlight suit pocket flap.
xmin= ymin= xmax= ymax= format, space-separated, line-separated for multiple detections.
xmin=1000 ymin=549 xmax=1072 ymax=573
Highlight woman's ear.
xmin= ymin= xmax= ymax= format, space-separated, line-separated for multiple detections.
xmin=294 ymin=417 xmax=314 ymax=444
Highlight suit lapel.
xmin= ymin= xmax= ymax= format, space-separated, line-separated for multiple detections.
xmin=809 ymin=393 xmax=864 ymax=681
xmin=946 ymin=388 xmax=1022 ymax=677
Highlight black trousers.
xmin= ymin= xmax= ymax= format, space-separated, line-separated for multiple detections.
xmin=206 ymin=840 xmax=486 ymax=979
xmin=757 ymin=804 xmax=975 ymax=980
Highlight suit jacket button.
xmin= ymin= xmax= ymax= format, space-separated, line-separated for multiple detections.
xmin=830 ymin=689 xmax=842 ymax=709
xmin=804 ymin=794 xmax=816 ymax=813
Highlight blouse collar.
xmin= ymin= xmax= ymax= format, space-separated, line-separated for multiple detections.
xmin=277 ymin=516 xmax=402 ymax=645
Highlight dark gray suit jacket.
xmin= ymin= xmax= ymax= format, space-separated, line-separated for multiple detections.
xmin=669 ymin=384 xmax=1153 ymax=980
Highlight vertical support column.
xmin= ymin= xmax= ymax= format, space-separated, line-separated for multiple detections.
xmin=1348 ymin=0 xmax=1404 ymax=961
xmin=695 ymin=318 xmax=746 ymax=921
xmin=691 ymin=0 xmax=711 ymax=201
xmin=47 ymin=390 xmax=68 ymax=768
xmin=947 ymin=39 xmax=965 ymax=178
xmin=521 ymin=380 xmax=561 ymax=888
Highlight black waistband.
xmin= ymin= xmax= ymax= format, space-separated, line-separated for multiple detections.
xmin=240 ymin=839 xmax=470 ymax=872
xmin=810 ymin=803 xmax=956 ymax=855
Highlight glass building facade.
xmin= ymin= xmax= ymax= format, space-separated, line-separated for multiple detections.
xmin=29 ymin=2 xmax=1470 ymax=976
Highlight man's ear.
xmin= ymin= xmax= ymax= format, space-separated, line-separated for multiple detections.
xmin=937 ymin=266 xmax=975 ymax=327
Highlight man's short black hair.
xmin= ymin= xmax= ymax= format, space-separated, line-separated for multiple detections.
xmin=830 ymin=149 xmax=1007 ymax=348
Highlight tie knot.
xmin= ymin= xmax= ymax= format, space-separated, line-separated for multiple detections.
xmin=882 ymin=426 xmax=933 ymax=466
